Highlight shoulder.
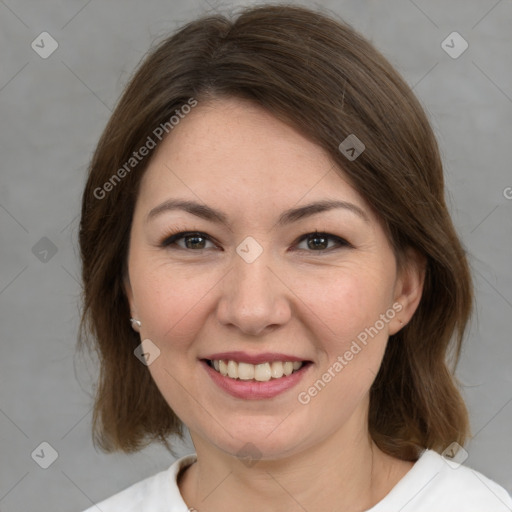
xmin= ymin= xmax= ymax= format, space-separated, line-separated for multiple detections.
xmin=81 ymin=454 xmax=197 ymax=512
xmin=370 ymin=449 xmax=512 ymax=512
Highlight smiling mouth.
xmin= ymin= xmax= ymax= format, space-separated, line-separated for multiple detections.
xmin=203 ymin=359 xmax=312 ymax=382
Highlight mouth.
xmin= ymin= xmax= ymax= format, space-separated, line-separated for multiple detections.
xmin=202 ymin=358 xmax=312 ymax=382
xmin=200 ymin=357 xmax=313 ymax=400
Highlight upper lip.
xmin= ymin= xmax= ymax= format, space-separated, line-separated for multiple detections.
xmin=201 ymin=351 xmax=311 ymax=365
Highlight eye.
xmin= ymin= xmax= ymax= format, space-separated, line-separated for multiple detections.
xmin=160 ymin=231 xmax=217 ymax=250
xmin=294 ymin=231 xmax=351 ymax=252
xmin=160 ymin=229 xmax=351 ymax=252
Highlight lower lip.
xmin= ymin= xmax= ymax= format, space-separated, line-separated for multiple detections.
xmin=200 ymin=360 xmax=312 ymax=400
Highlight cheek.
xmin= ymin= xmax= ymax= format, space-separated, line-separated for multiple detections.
xmin=295 ymin=262 xmax=396 ymax=406
xmin=294 ymin=271 xmax=393 ymax=419
xmin=298 ymin=263 xmax=395 ymax=346
xmin=133 ymin=265 xmax=214 ymax=348
xmin=130 ymin=265 xmax=215 ymax=417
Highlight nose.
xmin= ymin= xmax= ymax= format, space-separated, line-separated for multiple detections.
xmin=216 ymin=247 xmax=292 ymax=336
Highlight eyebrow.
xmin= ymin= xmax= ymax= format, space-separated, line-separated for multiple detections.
xmin=146 ymin=198 xmax=369 ymax=227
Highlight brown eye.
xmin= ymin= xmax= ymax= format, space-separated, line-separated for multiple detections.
xmin=295 ymin=232 xmax=351 ymax=252
xmin=161 ymin=231 xmax=216 ymax=250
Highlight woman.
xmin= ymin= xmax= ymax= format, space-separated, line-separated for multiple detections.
xmin=79 ymin=4 xmax=512 ymax=511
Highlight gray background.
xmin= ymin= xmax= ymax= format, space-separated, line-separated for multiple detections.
xmin=0 ymin=0 xmax=511 ymax=510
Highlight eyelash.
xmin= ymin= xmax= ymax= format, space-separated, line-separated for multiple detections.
xmin=159 ymin=228 xmax=352 ymax=253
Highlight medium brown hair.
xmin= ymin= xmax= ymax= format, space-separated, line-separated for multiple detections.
xmin=79 ymin=3 xmax=472 ymax=460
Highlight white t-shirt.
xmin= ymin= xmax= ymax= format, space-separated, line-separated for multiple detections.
xmin=82 ymin=450 xmax=512 ymax=511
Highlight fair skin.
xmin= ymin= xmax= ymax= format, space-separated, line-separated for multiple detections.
xmin=125 ymin=97 xmax=425 ymax=512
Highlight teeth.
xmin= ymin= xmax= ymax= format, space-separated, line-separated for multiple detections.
xmin=227 ymin=360 xmax=238 ymax=379
xmin=270 ymin=361 xmax=284 ymax=378
xmin=255 ymin=363 xmax=272 ymax=381
xmin=238 ymin=362 xmax=255 ymax=380
xmin=283 ymin=361 xmax=293 ymax=376
xmin=209 ymin=359 xmax=305 ymax=381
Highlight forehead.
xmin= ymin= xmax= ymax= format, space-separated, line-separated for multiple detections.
xmin=137 ymin=97 xmax=374 ymax=222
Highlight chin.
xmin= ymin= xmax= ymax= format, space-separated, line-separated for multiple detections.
xmin=201 ymin=419 xmax=312 ymax=462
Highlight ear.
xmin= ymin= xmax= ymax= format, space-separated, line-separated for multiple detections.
xmin=388 ymin=247 xmax=426 ymax=335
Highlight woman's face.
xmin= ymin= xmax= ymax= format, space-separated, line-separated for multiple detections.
xmin=125 ymin=97 xmax=423 ymax=460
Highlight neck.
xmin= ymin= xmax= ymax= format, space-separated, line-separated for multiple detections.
xmin=178 ymin=414 xmax=412 ymax=512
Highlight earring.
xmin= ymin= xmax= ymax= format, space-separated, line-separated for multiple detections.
xmin=130 ymin=318 xmax=142 ymax=331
